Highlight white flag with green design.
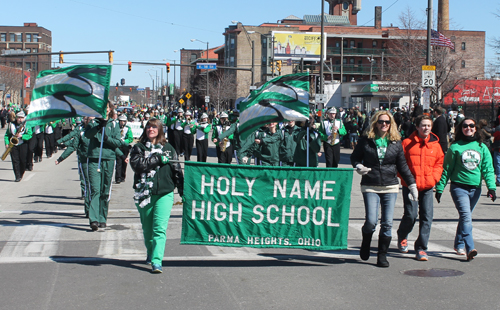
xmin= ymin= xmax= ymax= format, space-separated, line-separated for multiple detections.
xmin=238 ymin=72 xmax=310 ymax=140
xmin=26 ymin=65 xmax=112 ymax=126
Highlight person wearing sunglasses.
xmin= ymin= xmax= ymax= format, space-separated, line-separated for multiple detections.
xmin=351 ymin=110 xmax=417 ymax=267
xmin=435 ymin=118 xmax=496 ymax=261
xmin=130 ymin=118 xmax=184 ymax=273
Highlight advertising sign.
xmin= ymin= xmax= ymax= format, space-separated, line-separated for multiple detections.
xmin=273 ymin=32 xmax=325 ymax=61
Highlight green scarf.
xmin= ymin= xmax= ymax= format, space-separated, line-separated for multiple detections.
xmin=133 ymin=142 xmax=163 ymax=208
xmin=374 ymin=136 xmax=389 ymax=164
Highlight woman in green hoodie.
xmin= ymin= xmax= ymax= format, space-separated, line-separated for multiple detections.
xmin=435 ymin=117 xmax=496 ymax=261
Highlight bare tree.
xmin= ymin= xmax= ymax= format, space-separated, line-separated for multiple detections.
xmin=0 ymin=65 xmax=22 ymax=105
xmin=200 ymin=71 xmax=237 ymax=112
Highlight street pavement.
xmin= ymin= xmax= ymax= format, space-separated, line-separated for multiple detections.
xmin=1 ymin=126 xmax=500 ymax=310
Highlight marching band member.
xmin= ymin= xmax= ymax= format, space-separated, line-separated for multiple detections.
xmin=320 ymin=107 xmax=347 ymax=167
xmin=279 ymin=120 xmax=299 ymax=166
xmin=255 ymin=122 xmax=282 ymax=166
xmin=167 ymin=108 xmax=185 ymax=157
xmin=4 ymin=111 xmax=32 ymax=182
xmin=115 ymin=115 xmax=134 ymax=184
xmin=212 ymin=112 xmax=233 ymax=164
xmin=193 ymin=113 xmax=212 ymax=162
xmin=181 ymin=110 xmax=196 ymax=161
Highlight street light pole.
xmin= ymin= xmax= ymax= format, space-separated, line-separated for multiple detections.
xmin=191 ymin=39 xmax=210 ymax=103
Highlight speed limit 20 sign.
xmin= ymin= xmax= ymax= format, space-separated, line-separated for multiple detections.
xmin=422 ymin=65 xmax=436 ymax=87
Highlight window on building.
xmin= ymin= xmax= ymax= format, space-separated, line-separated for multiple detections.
xmin=16 ymin=33 xmax=22 ymax=42
xmin=461 ymin=42 xmax=466 ymax=50
xmin=349 ymin=58 xmax=355 ymax=64
xmin=230 ymin=38 xmax=235 ymax=49
xmin=372 ymin=40 xmax=377 ymax=48
xmin=190 ymin=54 xmax=197 ymax=62
xmin=0 ymin=33 xmax=5 ymax=42
xmin=350 ymin=40 xmax=355 ymax=48
xmin=26 ymin=62 xmax=32 ymax=70
xmin=357 ymin=42 xmax=363 ymax=49
xmin=381 ymin=41 xmax=387 ymax=48
xmin=26 ymin=48 xmax=31 ymax=53
xmin=343 ymin=58 xmax=347 ymax=64
xmin=342 ymin=76 xmax=347 ymax=82
xmin=230 ymin=56 xmax=234 ymax=67
xmin=33 ymin=34 xmax=39 ymax=42
xmin=32 ymin=48 xmax=38 ymax=53
xmin=26 ymin=33 xmax=32 ymax=42
xmin=16 ymin=62 xmax=22 ymax=68
xmin=461 ymin=60 xmax=466 ymax=68
xmin=9 ymin=33 xmax=15 ymax=42
xmin=343 ymin=40 xmax=348 ymax=48
xmin=358 ymin=59 xmax=362 ymax=65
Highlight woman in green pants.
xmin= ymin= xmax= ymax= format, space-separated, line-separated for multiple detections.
xmin=130 ymin=118 xmax=184 ymax=273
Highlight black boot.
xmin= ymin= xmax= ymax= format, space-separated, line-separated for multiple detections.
xmin=377 ymin=235 xmax=392 ymax=268
xmin=360 ymin=232 xmax=373 ymax=261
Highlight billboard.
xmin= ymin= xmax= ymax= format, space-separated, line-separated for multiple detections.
xmin=272 ymin=32 xmax=326 ymax=61
xmin=443 ymin=80 xmax=500 ymax=105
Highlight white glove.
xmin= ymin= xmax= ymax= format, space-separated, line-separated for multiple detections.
xmin=408 ymin=184 xmax=419 ymax=201
xmin=356 ymin=164 xmax=371 ymax=175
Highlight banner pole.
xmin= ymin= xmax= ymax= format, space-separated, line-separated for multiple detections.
xmin=97 ymin=128 xmax=105 ymax=172
xmin=306 ymin=126 xmax=310 ymax=168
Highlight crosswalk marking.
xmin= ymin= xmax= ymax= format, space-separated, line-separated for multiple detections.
xmin=1 ymin=218 xmax=500 ymax=264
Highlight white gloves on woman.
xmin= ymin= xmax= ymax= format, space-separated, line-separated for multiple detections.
xmin=408 ymin=184 xmax=419 ymax=201
xmin=356 ymin=164 xmax=371 ymax=175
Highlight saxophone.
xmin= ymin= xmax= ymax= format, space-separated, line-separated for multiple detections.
xmin=220 ymin=121 xmax=229 ymax=152
xmin=328 ymin=121 xmax=337 ymax=145
xmin=2 ymin=122 xmax=26 ymax=161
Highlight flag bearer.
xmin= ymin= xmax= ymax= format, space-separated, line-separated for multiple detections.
xmin=115 ymin=114 xmax=134 ymax=183
xmin=279 ymin=120 xmax=299 ymax=166
xmin=57 ymin=118 xmax=87 ymax=199
xmin=55 ymin=116 xmax=92 ymax=217
xmin=193 ymin=113 xmax=212 ymax=162
xmin=4 ymin=111 xmax=32 ymax=182
xmin=255 ymin=122 xmax=282 ymax=166
xmin=85 ymin=103 xmax=128 ymax=231
xmin=218 ymin=112 xmax=256 ymax=165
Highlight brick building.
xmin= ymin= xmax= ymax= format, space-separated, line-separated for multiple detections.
xmin=0 ymin=23 xmax=52 ymax=105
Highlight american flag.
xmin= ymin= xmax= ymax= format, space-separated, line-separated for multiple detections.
xmin=431 ymin=30 xmax=455 ymax=49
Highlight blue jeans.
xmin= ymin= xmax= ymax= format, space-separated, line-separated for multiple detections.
xmin=450 ymin=183 xmax=481 ymax=253
xmin=493 ymin=150 xmax=500 ymax=184
xmin=362 ymin=192 xmax=398 ymax=237
xmin=397 ymin=187 xmax=434 ymax=251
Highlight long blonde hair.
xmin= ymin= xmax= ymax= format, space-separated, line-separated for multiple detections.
xmin=365 ymin=111 xmax=401 ymax=141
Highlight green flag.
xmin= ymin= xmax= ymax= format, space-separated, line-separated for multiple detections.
xmin=26 ymin=65 xmax=112 ymax=126
xmin=238 ymin=73 xmax=310 ymax=140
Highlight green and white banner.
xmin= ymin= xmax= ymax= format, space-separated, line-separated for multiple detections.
xmin=26 ymin=65 xmax=111 ymax=126
xmin=181 ymin=163 xmax=352 ymax=250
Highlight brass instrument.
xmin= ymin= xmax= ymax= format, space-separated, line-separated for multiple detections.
xmin=221 ymin=138 xmax=229 ymax=152
xmin=2 ymin=122 xmax=26 ymax=161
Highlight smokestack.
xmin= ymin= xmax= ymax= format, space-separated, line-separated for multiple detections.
xmin=438 ymin=0 xmax=449 ymax=31
xmin=374 ymin=6 xmax=382 ymax=29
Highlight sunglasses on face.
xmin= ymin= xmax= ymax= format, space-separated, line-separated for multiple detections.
xmin=377 ymin=120 xmax=391 ymax=125
xmin=462 ymin=123 xmax=475 ymax=129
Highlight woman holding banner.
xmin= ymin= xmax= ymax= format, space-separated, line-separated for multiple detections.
xmin=351 ymin=111 xmax=417 ymax=268
xmin=130 ymin=118 xmax=184 ymax=274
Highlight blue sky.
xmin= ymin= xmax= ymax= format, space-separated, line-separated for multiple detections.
xmin=2 ymin=0 xmax=499 ymax=88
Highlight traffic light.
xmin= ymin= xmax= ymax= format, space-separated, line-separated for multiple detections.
xmin=270 ymin=61 xmax=275 ymax=73
xmin=166 ymin=63 xmax=170 ymax=73
xmin=128 ymin=61 xmax=132 ymax=71
xmin=108 ymin=52 xmax=113 ymax=63
xmin=59 ymin=51 xmax=63 ymax=64
xmin=276 ymin=60 xmax=282 ymax=74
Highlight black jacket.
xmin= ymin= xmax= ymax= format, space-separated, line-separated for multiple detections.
xmin=130 ymin=142 xmax=184 ymax=197
xmin=431 ymin=114 xmax=448 ymax=153
xmin=350 ymin=136 xmax=415 ymax=187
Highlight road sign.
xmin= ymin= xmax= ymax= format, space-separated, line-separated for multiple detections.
xmin=196 ymin=63 xmax=217 ymax=70
xmin=315 ymin=94 xmax=327 ymax=104
xmin=186 ymin=93 xmax=192 ymax=99
xmin=179 ymin=99 xmax=184 ymax=104
xmin=422 ymin=65 xmax=436 ymax=87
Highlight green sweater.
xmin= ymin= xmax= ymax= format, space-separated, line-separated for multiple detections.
xmin=85 ymin=119 xmax=128 ymax=159
xmin=436 ymin=140 xmax=496 ymax=193
xmin=255 ymin=129 xmax=282 ymax=166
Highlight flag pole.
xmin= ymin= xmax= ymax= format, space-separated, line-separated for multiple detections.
xmin=97 ymin=127 xmax=105 ymax=172
xmin=306 ymin=126 xmax=310 ymax=168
